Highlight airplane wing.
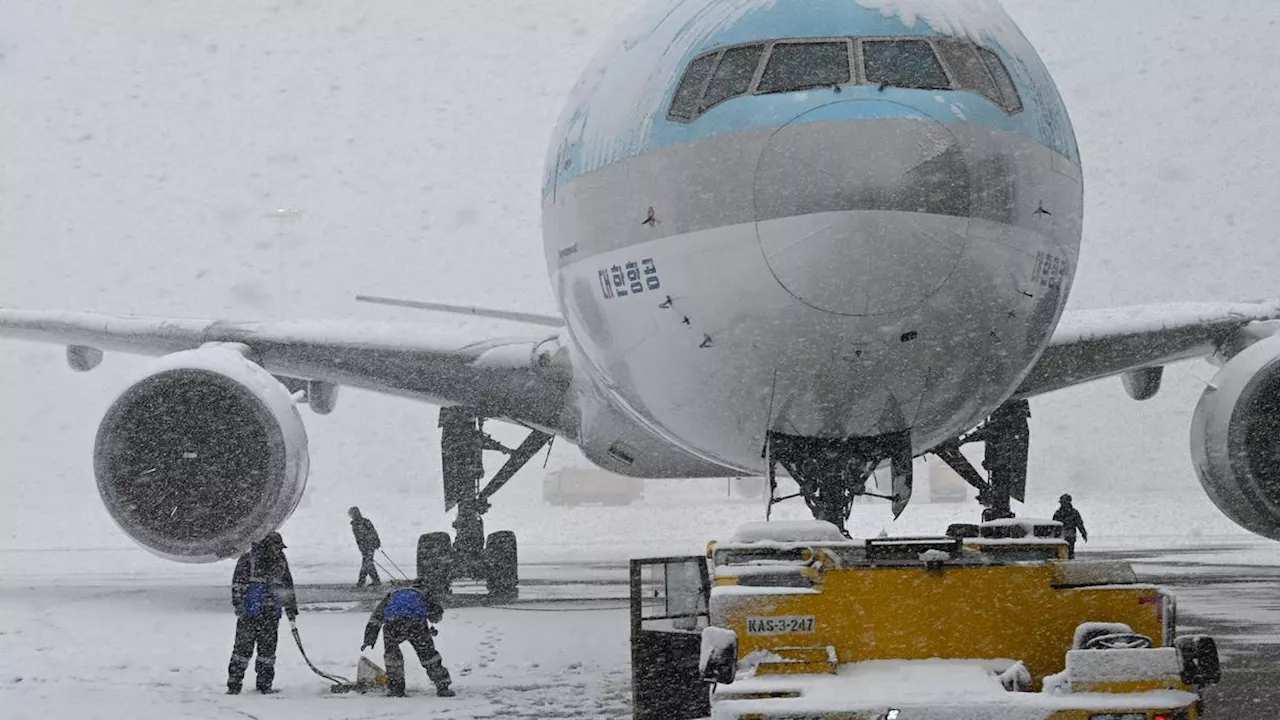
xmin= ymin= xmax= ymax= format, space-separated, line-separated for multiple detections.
xmin=0 ymin=309 xmax=574 ymax=434
xmin=1015 ymin=300 xmax=1280 ymax=398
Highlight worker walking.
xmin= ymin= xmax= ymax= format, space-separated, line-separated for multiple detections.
xmin=227 ymin=531 xmax=298 ymax=695
xmin=1053 ymin=494 xmax=1089 ymax=559
xmin=362 ymin=581 xmax=455 ymax=698
xmin=349 ymin=506 xmax=382 ymax=587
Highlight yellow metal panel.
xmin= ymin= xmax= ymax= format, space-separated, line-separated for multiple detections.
xmin=1046 ymin=711 xmax=1196 ymax=720
xmin=717 ymin=563 xmax=1166 ymax=689
xmin=1071 ymin=679 xmax=1185 ymax=694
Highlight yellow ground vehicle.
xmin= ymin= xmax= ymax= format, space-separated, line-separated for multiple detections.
xmin=630 ymin=520 xmax=1219 ymax=720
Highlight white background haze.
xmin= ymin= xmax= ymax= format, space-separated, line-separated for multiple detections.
xmin=3 ymin=2 xmax=1280 ymax=718
xmin=2 ymin=0 xmax=1279 ymax=575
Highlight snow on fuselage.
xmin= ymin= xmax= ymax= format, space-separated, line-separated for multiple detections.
xmin=542 ymin=0 xmax=1083 ymax=475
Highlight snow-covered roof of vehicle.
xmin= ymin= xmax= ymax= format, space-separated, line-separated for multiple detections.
xmin=1067 ymin=647 xmax=1182 ymax=683
xmin=981 ymin=517 xmax=1062 ymax=530
xmin=733 ymin=520 xmax=848 ymax=543
xmin=712 ymin=658 xmax=1197 ymax=715
xmin=965 ymin=537 xmax=1066 ymax=546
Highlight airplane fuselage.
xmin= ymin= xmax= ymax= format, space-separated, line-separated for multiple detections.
xmin=542 ymin=0 xmax=1082 ymax=477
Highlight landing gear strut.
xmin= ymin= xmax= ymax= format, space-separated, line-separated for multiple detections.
xmin=765 ymin=430 xmax=914 ymax=536
xmin=417 ymin=407 xmax=552 ymax=599
xmin=930 ymin=399 xmax=1031 ymax=521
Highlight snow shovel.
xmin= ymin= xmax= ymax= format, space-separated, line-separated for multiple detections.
xmin=289 ymin=619 xmax=361 ymax=693
xmin=355 ymin=656 xmax=389 ymax=691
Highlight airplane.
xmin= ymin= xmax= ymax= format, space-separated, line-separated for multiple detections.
xmin=2 ymin=0 xmax=1279 ymax=583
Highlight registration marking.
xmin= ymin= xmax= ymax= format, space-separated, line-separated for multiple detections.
xmin=745 ymin=615 xmax=816 ymax=636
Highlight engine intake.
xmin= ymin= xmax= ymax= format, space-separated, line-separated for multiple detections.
xmin=1190 ymin=332 xmax=1280 ymax=539
xmin=94 ymin=347 xmax=309 ymax=562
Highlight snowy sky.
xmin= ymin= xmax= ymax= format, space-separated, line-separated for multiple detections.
xmin=2 ymin=0 xmax=1279 ymax=573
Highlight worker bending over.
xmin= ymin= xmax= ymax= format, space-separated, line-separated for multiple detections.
xmin=362 ymin=581 xmax=455 ymax=698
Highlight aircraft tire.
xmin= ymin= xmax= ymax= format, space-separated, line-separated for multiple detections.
xmin=485 ymin=530 xmax=518 ymax=598
xmin=417 ymin=531 xmax=454 ymax=596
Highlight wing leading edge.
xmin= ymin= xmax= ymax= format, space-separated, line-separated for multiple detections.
xmin=0 ymin=309 xmax=574 ymax=436
xmin=6 ymin=298 xmax=1278 ymax=439
xmin=1016 ymin=300 xmax=1280 ymax=398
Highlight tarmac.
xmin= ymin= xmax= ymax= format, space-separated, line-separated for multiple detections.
xmin=298 ymin=552 xmax=1280 ymax=718
xmin=1098 ymin=548 xmax=1280 ymax=718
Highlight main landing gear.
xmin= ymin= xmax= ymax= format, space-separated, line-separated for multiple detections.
xmin=417 ymin=407 xmax=551 ymax=601
xmin=929 ymin=399 xmax=1031 ymax=522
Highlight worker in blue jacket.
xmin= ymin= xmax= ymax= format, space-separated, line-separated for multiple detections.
xmin=227 ymin=532 xmax=298 ymax=694
xmin=362 ymin=581 xmax=454 ymax=697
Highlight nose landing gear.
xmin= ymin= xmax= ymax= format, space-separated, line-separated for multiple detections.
xmin=762 ymin=400 xmax=1032 ymax=533
xmin=418 ymin=407 xmax=552 ymax=601
xmin=765 ymin=430 xmax=914 ymax=536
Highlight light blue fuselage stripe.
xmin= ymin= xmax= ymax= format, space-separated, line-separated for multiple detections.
xmin=545 ymin=1 xmax=1079 ymax=195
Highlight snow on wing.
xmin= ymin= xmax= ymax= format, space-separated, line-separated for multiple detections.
xmin=1015 ymin=300 xmax=1280 ymax=398
xmin=0 ymin=309 xmax=573 ymax=435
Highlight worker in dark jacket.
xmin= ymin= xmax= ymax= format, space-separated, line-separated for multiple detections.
xmin=1053 ymin=494 xmax=1089 ymax=559
xmin=349 ymin=506 xmax=382 ymax=587
xmin=227 ymin=531 xmax=298 ymax=694
xmin=362 ymin=581 xmax=454 ymax=698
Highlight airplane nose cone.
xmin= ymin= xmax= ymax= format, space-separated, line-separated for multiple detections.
xmin=754 ymin=99 xmax=970 ymax=316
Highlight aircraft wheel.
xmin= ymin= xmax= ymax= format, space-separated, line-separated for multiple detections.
xmin=417 ymin=531 xmax=453 ymax=595
xmin=485 ymin=530 xmax=518 ymax=598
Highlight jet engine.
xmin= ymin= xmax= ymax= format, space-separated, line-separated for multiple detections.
xmin=1190 ymin=331 xmax=1280 ymax=539
xmin=93 ymin=346 xmax=309 ymax=562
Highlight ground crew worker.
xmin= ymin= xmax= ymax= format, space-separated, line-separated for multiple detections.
xmin=349 ymin=506 xmax=382 ymax=587
xmin=362 ymin=581 xmax=455 ymax=698
xmin=227 ymin=531 xmax=298 ymax=694
xmin=1053 ymin=493 xmax=1089 ymax=559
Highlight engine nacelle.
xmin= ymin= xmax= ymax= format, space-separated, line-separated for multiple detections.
xmin=94 ymin=346 xmax=309 ymax=562
xmin=1190 ymin=332 xmax=1280 ymax=539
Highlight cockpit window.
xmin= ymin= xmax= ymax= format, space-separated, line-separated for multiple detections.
xmin=933 ymin=40 xmax=1023 ymax=114
xmin=977 ymin=46 xmax=1023 ymax=113
xmin=756 ymin=41 xmax=851 ymax=95
xmin=669 ymin=53 xmax=718 ymax=121
xmin=934 ymin=39 xmax=1001 ymax=106
xmin=702 ymin=45 xmax=765 ymax=112
xmin=861 ymin=39 xmax=951 ymax=91
xmin=667 ymin=36 xmax=1022 ymax=122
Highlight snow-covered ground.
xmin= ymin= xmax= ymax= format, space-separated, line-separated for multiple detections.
xmin=1 ymin=483 xmax=1275 ymax=720
xmin=3 ymin=0 xmax=1280 ymax=717
xmin=2 ymin=480 xmax=1275 ymax=586
xmin=0 ymin=582 xmax=633 ymax=720
xmin=0 ymin=489 xmax=1270 ymax=720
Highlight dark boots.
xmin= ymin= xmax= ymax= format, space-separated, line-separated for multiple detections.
xmin=226 ymin=679 xmax=274 ymax=694
xmin=228 ymin=681 xmax=274 ymax=695
xmin=385 ymin=679 xmax=454 ymax=697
